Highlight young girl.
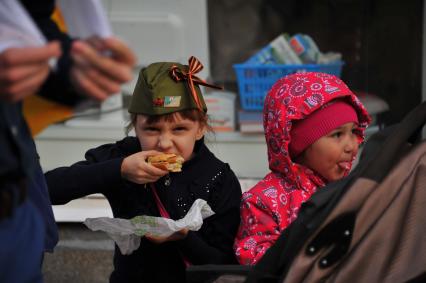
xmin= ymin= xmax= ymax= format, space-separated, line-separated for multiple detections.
xmin=45 ymin=57 xmax=242 ymax=282
xmin=234 ymin=72 xmax=371 ymax=265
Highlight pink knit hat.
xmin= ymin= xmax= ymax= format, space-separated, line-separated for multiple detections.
xmin=289 ymin=100 xmax=359 ymax=158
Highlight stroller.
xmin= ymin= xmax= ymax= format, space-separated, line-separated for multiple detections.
xmin=187 ymin=101 xmax=426 ymax=283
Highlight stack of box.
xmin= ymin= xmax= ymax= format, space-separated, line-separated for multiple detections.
xmin=204 ymin=91 xmax=236 ymax=132
xmin=238 ymin=110 xmax=263 ymax=134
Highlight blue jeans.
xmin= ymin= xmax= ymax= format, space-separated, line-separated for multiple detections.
xmin=0 ymin=199 xmax=44 ymax=283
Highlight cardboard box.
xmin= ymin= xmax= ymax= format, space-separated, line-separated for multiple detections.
xmin=204 ymin=91 xmax=236 ymax=132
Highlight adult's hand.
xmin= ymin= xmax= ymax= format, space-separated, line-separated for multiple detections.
xmin=0 ymin=41 xmax=61 ymax=103
xmin=70 ymin=36 xmax=137 ymax=101
xmin=121 ymin=150 xmax=169 ymax=184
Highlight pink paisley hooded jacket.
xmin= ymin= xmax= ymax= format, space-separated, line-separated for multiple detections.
xmin=234 ymin=72 xmax=371 ymax=265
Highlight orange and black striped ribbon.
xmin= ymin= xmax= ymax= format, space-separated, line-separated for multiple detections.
xmin=169 ymin=56 xmax=222 ymax=110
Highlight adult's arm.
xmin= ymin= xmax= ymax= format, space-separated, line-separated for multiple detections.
xmin=20 ymin=0 xmax=137 ymax=105
xmin=20 ymin=0 xmax=83 ymax=106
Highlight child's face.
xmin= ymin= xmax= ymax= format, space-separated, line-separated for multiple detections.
xmin=135 ymin=113 xmax=206 ymax=161
xmin=297 ymin=122 xmax=360 ymax=182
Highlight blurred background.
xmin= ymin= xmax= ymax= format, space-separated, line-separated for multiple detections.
xmin=208 ymin=0 xmax=422 ymax=124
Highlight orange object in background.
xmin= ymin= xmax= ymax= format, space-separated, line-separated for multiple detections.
xmin=23 ymin=95 xmax=73 ymax=137
xmin=51 ymin=7 xmax=67 ymax=32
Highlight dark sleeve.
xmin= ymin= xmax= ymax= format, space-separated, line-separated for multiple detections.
xmin=177 ymin=166 xmax=242 ymax=264
xmin=45 ymin=139 xmax=136 ymax=205
xmin=20 ymin=0 xmax=84 ymax=106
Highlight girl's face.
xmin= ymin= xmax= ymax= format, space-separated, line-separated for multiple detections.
xmin=135 ymin=113 xmax=206 ymax=161
xmin=297 ymin=122 xmax=360 ymax=182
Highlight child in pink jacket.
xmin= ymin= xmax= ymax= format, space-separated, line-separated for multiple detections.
xmin=234 ymin=72 xmax=371 ymax=265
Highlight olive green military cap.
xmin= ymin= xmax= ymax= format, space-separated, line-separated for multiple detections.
xmin=129 ymin=60 xmax=208 ymax=115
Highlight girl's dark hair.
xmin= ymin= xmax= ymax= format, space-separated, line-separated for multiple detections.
xmin=125 ymin=109 xmax=213 ymax=135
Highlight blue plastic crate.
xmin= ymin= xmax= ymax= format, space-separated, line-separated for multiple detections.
xmin=233 ymin=62 xmax=344 ymax=111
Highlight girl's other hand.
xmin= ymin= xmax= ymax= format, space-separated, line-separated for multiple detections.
xmin=121 ymin=150 xmax=168 ymax=184
xmin=145 ymin=228 xmax=189 ymax=244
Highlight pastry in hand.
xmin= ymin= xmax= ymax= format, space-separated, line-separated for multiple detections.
xmin=147 ymin=153 xmax=184 ymax=172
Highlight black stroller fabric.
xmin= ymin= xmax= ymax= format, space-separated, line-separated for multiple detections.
xmin=186 ymin=101 xmax=426 ymax=283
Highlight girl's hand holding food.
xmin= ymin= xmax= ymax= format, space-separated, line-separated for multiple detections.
xmin=121 ymin=150 xmax=169 ymax=184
